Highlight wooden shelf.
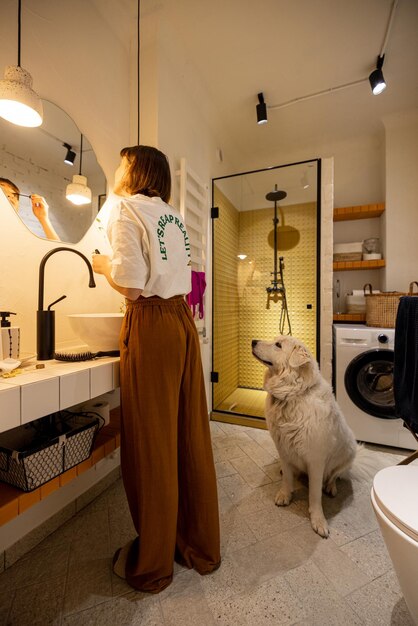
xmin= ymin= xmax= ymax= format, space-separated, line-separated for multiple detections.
xmin=0 ymin=408 xmax=121 ymax=527
xmin=333 ymin=259 xmax=385 ymax=272
xmin=333 ymin=313 xmax=366 ymax=323
xmin=333 ymin=203 xmax=385 ymax=221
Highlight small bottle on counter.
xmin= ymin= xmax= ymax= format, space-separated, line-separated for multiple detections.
xmin=0 ymin=311 xmax=20 ymax=360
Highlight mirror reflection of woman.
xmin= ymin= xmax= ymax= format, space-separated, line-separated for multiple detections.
xmin=0 ymin=177 xmax=60 ymax=241
xmin=92 ymin=145 xmax=221 ymax=593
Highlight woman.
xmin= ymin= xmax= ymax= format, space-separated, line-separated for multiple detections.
xmin=0 ymin=177 xmax=60 ymax=241
xmin=92 ymin=145 xmax=220 ymax=594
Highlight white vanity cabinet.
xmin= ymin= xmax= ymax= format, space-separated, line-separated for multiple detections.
xmin=0 ymin=358 xmax=120 ymax=433
xmin=0 ymin=357 xmax=121 ymax=567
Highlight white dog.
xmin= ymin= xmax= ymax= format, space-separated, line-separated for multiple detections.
xmin=252 ymin=335 xmax=357 ymax=538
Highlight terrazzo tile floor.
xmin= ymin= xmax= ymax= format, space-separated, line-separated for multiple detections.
xmin=0 ymin=420 xmax=416 ymax=625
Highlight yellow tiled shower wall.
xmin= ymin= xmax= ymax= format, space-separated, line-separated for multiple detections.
xmin=213 ymin=187 xmax=240 ymax=408
xmin=213 ymin=188 xmax=317 ymax=401
xmin=238 ymin=203 xmax=317 ymax=389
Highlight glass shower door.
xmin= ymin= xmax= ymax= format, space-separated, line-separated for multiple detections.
xmin=211 ymin=160 xmax=320 ymax=426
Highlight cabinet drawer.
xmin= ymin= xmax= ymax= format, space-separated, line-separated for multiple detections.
xmin=0 ymin=385 xmax=21 ymax=432
xmin=21 ymin=379 xmax=60 ymax=424
xmin=60 ymin=370 xmax=90 ymax=410
xmin=90 ymin=364 xmax=113 ymax=397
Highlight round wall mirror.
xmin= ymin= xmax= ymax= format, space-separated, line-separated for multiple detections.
xmin=0 ymin=100 xmax=106 ymax=243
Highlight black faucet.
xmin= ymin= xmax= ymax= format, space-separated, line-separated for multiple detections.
xmin=37 ymin=247 xmax=96 ymax=360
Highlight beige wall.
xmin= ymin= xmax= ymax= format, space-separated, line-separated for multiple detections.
xmin=0 ymin=0 xmax=135 ymax=353
xmin=383 ymin=109 xmax=418 ymax=292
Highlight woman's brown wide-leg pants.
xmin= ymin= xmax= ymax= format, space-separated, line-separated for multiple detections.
xmin=119 ymin=295 xmax=221 ymax=593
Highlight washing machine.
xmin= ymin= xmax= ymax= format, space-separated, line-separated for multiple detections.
xmin=333 ymin=324 xmax=416 ymax=449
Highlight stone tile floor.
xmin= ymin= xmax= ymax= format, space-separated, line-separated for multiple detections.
xmin=0 ymin=420 xmax=416 ymax=625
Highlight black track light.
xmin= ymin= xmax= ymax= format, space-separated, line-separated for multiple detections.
xmin=63 ymin=143 xmax=76 ymax=165
xmin=369 ymin=55 xmax=386 ymax=95
xmin=256 ymin=92 xmax=267 ymax=125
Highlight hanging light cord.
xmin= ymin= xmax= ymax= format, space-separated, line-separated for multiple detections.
xmin=17 ymin=0 xmax=22 ymax=66
xmin=137 ymin=0 xmax=140 ymax=144
xmin=79 ymin=134 xmax=83 ymax=176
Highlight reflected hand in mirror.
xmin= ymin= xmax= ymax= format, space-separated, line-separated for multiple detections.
xmin=0 ymin=99 xmax=107 ymax=244
xmin=0 ymin=178 xmax=60 ymax=241
xmin=30 ymin=194 xmax=60 ymax=241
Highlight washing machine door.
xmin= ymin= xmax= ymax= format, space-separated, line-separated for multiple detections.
xmin=344 ymin=349 xmax=396 ymax=419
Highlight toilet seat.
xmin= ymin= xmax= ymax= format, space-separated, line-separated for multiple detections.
xmin=372 ymin=465 xmax=418 ymax=542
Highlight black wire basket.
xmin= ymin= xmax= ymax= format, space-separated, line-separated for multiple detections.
xmin=0 ymin=412 xmax=102 ymax=492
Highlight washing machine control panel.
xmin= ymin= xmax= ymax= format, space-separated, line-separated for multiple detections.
xmin=378 ymin=333 xmax=390 ymax=344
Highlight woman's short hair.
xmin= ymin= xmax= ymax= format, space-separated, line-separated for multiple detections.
xmin=0 ymin=177 xmax=20 ymax=195
xmin=120 ymin=145 xmax=171 ymax=203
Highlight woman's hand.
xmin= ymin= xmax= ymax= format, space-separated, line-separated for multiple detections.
xmin=92 ymin=252 xmax=142 ymax=300
xmin=30 ymin=194 xmax=60 ymax=241
xmin=30 ymin=194 xmax=49 ymax=220
xmin=92 ymin=253 xmax=111 ymax=276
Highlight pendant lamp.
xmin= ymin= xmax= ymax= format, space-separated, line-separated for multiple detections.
xmin=66 ymin=134 xmax=92 ymax=206
xmin=0 ymin=0 xmax=43 ymax=127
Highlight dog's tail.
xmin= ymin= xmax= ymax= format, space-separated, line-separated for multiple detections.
xmin=343 ymin=444 xmax=404 ymax=483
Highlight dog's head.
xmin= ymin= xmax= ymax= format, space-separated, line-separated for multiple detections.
xmin=251 ymin=335 xmax=318 ymax=399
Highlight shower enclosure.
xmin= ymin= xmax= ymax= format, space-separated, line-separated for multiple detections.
xmin=211 ymin=159 xmax=321 ymax=427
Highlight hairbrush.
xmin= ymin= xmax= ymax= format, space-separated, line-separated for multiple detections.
xmin=54 ymin=350 xmax=119 ymax=362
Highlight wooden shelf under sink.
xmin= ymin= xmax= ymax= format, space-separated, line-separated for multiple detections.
xmin=0 ymin=408 xmax=121 ymax=527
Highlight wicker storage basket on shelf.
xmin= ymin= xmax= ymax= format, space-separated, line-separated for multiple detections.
xmin=364 ymin=282 xmax=418 ymax=328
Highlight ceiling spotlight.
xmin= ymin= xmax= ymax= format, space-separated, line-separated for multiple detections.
xmin=369 ymin=55 xmax=387 ymax=95
xmin=63 ymin=143 xmax=76 ymax=166
xmin=66 ymin=134 xmax=92 ymax=205
xmin=256 ymin=92 xmax=267 ymax=125
xmin=0 ymin=0 xmax=43 ymax=127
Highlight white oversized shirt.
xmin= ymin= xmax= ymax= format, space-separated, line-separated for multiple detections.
xmin=106 ymin=194 xmax=191 ymax=298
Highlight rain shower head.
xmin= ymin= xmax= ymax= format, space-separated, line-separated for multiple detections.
xmin=266 ymin=189 xmax=287 ymax=202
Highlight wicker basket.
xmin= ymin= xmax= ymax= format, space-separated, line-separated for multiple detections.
xmin=364 ymin=282 xmax=418 ymax=328
xmin=0 ymin=412 xmax=100 ymax=492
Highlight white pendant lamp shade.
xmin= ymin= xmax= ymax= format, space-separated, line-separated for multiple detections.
xmin=0 ymin=65 xmax=43 ymax=127
xmin=66 ymin=174 xmax=92 ymax=206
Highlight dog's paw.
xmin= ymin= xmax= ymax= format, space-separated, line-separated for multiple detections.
xmin=310 ymin=514 xmax=329 ymax=538
xmin=324 ymin=481 xmax=338 ymax=497
xmin=275 ymin=489 xmax=292 ymax=506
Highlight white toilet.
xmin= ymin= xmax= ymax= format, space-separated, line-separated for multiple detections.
xmin=371 ymin=465 xmax=418 ymax=624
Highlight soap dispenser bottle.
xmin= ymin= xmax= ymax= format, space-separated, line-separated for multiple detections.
xmin=0 ymin=312 xmax=20 ymax=360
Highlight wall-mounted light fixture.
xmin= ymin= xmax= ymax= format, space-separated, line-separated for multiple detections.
xmin=256 ymin=92 xmax=267 ymax=125
xmin=369 ymin=55 xmax=387 ymax=95
xmin=0 ymin=0 xmax=43 ymax=127
xmin=66 ymin=134 xmax=92 ymax=205
xmin=257 ymin=1 xmax=398 ymax=123
xmin=368 ymin=0 xmax=398 ymax=95
xmin=63 ymin=143 xmax=76 ymax=166
xmin=237 ymin=254 xmax=248 ymax=260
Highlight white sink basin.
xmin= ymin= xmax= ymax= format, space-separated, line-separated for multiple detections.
xmin=67 ymin=313 xmax=124 ymax=352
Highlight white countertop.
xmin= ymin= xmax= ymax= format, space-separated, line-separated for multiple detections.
xmin=0 ymin=355 xmax=120 ymax=434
